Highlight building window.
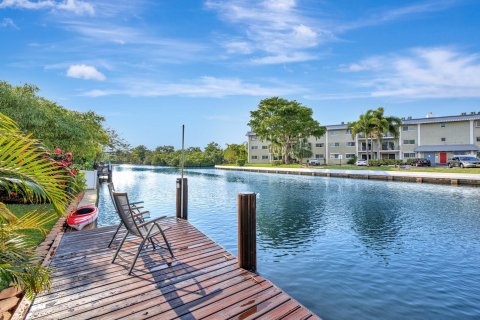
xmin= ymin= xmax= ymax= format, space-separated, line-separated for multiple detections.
xmin=261 ymin=145 xmax=268 ymax=149
xmin=477 ymin=136 xmax=480 ymax=142
xmin=251 ymin=146 xmax=258 ymax=150
xmin=329 ymin=142 xmax=340 ymax=147
xmin=404 ymin=153 xmax=416 ymax=158
xmin=382 ymin=141 xmax=395 ymax=150
xmin=315 ymin=143 xmax=324 ymax=147
xmin=441 ymin=137 xmax=446 ymax=142
xmin=251 ymin=156 xmax=258 ymax=160
xmin=440 ymin=123 xmax=446 ymax=128
xmin=330 ymin=153 xmax=340 ymax=159
xmin=345 ymin=153 xmax=355 ymax=159
xmin=402 ymin=126 xmax=410 ymax=131
xmin=315 ymin=154 xmax=324 ymax=159
xmin=345 ymin=129 xmax=352 ymax=134
xmin=476 ymin=121 xmax=480 ymax=128
xmin=346 ymin=142 xmax=355 ymax=147
xmin=330 ymin=131 xmax=338 ymax=136
xmin=403 ymin=139 xmax=415 ymax=145
xmin=262 ymin=155 xmax=269 ymax=160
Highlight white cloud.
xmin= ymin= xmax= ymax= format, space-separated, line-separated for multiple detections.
xmin=82 ymin=76 xmax=305 ymax=98
xmin=66 ymin=64 xmax=106 ymax=81
xmin=0 ymin=17 xmax=18 ymax=28
xmin=345 ymin=48 xmax=480 ymax=99
xmin=205 ymin=0 xmax=326 ymax=64
xmin=206 ymin=0 xmax=457 ymax=65
xmin=0 ymin=0 xmax=94 ymax=16
xmin=251 ymin=52 xmax=316 ymax=64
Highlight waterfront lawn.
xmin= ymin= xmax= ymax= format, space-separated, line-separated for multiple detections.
xmin=220 ymin=163 xmax=480 ymax=174
xmin=6 ymin=204 xmax=59 ymax=247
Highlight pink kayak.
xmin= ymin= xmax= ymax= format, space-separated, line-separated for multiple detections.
xmin=67 ymin=205 xmax=98 ymax=230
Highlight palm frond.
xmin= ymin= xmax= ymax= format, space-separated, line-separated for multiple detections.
xmin=0 ymin=113 xmax=71 ymax=213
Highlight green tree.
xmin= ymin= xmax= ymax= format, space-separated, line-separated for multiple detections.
xmin=349 ymin=110 xmax=376 ymax=162
xmin=248 ymin=97 xmax=325 ymax=164
xmin=0 ymin=81 xmax=112 ymax=163
xmin=290 ymin=138 xmax=313 ymax=163
xmin=0 ymin=113 xmax=71 ymax=299
xmin=371 ymin=107 xmax=402 ymax=160
xmin=204 ymin=142 xmax=224 ymax=164
xmin=224 ymin=143 xmax=247 ymax=163
xmin=130 ymin=145 xmax=149 ymax=164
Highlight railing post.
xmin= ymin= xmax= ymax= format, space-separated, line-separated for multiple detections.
xmin=238 ymin=192 xmax=256 ymax=272
xmin=176 ymin=178 xmax=188 ymax=219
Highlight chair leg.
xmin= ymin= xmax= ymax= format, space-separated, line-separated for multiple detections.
xmin=128 ymin=237 xmax=147 ymax=275
xmin=108 ymin=222 xmax=124 ymax=248
xmin=112 ymin=231 xmax=129 ymax=263
xmin=156 ymin=223 xmax=174 ymax=258
xmin=149 ymin=237 xmax=156 ymax=250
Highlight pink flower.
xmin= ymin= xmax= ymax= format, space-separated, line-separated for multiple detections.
xmin=71 ymin=168 xmax=77 ymax=175
xmin=54 ymin=148 xmax=62 ymax=154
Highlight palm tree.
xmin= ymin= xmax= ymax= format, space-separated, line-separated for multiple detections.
xmin=0 ymin=113 xmax=71 ymax=299
xmin=370 ymin=108 xmax=402 ymax=160
xmin=349 ymin=110 xmax=375 ymax=163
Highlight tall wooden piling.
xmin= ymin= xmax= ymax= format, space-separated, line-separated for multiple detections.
xmin=238 ymin=192 xmax=256 ymax=271
xmin=176 ymin=178 xmax=188 ymax=220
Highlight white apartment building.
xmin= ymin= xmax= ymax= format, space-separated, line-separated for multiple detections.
xmin=247 ymin=112 xmax=480 ymax=166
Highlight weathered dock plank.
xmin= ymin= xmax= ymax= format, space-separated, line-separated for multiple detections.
xmin=26 ymin=217 xmax=319 ymax=320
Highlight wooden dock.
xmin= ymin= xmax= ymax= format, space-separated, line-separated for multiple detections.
xmin=26 ymin=217 xmax=319 ymax=319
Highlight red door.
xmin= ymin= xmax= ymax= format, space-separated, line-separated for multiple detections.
xmin=440 ymin=152 xmax=447 ymax=164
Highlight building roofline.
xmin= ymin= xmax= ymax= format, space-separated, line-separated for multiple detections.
xmin=246 ymin=112 xmax=480 ymax=135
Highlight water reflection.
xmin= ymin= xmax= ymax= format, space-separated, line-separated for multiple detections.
xmin=96 ymin=165 xmax=480 ymax=320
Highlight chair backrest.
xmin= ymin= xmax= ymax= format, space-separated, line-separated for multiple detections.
xmin=107 ymin=183 xmax=117 ymax=212
xmin=112 ymin=192 xmax=143 ymax=238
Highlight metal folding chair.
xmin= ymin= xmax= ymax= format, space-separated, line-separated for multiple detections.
xmin=112 ymin=192 xmax=174 ymax=275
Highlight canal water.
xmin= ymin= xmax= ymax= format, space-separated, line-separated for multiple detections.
xmin=97 ymin=165 xmax=480 ymax=320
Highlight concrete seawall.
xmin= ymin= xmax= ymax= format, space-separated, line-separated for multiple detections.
xmin=215 ymin=165 xmax=480 ymax=187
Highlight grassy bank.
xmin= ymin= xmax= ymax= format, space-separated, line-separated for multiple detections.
xmin=219 ymin=163 xmax=480 ymax=174
xmin=6 ymin=204 xmax=59 ymax=247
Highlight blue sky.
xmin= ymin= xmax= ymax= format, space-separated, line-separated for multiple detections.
xmin=1 ymin=0 xmax=480 ymax=149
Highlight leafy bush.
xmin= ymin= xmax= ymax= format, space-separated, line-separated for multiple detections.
xmin=368 ymin=159 xmax=408 ymax=167
xmin=347 ymin=156 xmax=357 ymax=165
xmin=271 ymin=160 xmax=283 ymax=166
xmin=236 ymin=159 xmax=246 ymax=166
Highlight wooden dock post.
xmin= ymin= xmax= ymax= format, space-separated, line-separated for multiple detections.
xmin=238 ymin=192 xmax=256 ymax=272
xmin=176 ymin=178 xmax=188 ymax=220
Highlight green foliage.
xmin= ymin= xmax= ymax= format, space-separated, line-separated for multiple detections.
xmin=224 ymin=143 xmax=247 ymax=163
xmin=236 ymin=159 xmax=246 ymax=166
xmin=347 ymin=155 xmax=357 ymax=165
xmin=0 ymin=113 xmax=72 ymax=299
xmin=271 ymin=160 xmax=283 ymax=166
xmin=110 ymin=142 xmax=227 ymax=167
xmin=290 ymin=138 xmax=312 ymax=163
xmin=248 ymin=97 xmax=325 ymax=164
xmin=368 ymin=159 xmax=405 ymax=166
xmin=0 ymin=113 xmax=71 ymax=213
xmin=0 ymin=81 xmax=117 ymax=163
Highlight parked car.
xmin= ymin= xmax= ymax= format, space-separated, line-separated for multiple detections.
xmin=355 ymin=159 xmax=368 ymax=166
xmin=308 ymin=159 xmax=321 ymax=166
xmin=448 ymin=155 xmax=480 ymax=168
xmin=412 ymin=158 xmax=431 ymax=167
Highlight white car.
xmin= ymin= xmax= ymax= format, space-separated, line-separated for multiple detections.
xmin=356 ymin=159 xmax=368 ymax=166
xmin=308 ymin=159 xmax=321 ymax=166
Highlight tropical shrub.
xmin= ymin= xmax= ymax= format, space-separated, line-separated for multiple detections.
xmin=0 ymin=113 xmax=71 ymax=299
xmin=271 ymin=160 xmax=283 ymax=166
xmin=236 ymin=159 xmax=246 ymax=166
xmin=347 ymin=156 xmax=357 ymax=165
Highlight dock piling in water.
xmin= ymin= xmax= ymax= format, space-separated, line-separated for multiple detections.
xmin=238 ymin=192 xmax=256 ymax=272
xmin=176 ymin=178 xmax=188 ymax=219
